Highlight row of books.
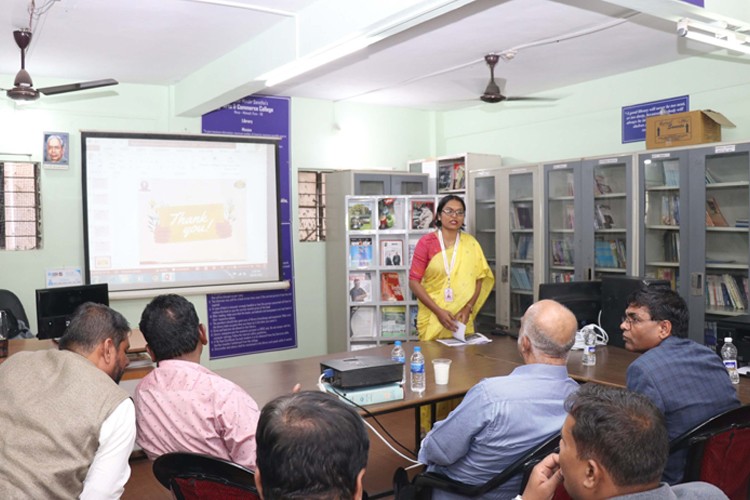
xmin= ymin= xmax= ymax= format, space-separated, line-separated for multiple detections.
xmin=551 ymin=238 xmax=574 ymax=266
xmin=349 ymin=237 xmax=407 ymax=268
xmin=350 ymin=305 xmax=417 ymax=338
xmin=660 ymin=194 xmax=680 ymax=226
xmin=705 ymin=273 xmax=749 ymax=311
xmin=510 ymin=266 xmax=533 ymax=291
xmin=651 ymin=267 xmax=679 ymax=290
xmin=663 ymin=232 xmax=680 ymax=263
xmin=513 ymin=234 xmax=533 ymax=260
xmin=438 ymin=162 xmax=466 ymax=192
xmin=348 ymin=271 xmax=406 ymax=303
xmin=705 ymin=196 xmax=729 ymax=227
xmin=550 ymin=271 xmax=575 ymax=282
xmin=512 ymin=204 xmax=533 ymax=230
xmin=348 ymin=198 xmax=437 ymax=231
xmin=594 ymin=239 xmax=626 ymax=269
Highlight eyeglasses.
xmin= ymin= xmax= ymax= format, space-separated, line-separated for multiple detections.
xmin=442 ymin=209 xmax=465 ymax=217
xmin=621 ymin=315 xmax=658 ymax=328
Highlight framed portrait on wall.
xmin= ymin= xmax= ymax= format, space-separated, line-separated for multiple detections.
xmin=43 ymin=132 xmax=70 ymax=169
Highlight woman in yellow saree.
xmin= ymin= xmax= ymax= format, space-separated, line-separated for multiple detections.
xmin=409 ymin=195 xmax=494 ymax=341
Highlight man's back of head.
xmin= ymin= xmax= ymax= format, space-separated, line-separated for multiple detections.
xmin=139 ymin=294 xmax=201 ymax=362
xmin=518 ymin=299 xmax=577 ymax=363
xmin=255 ymin=391 xmax=369 ymax=500
xmin=58 ymin=302 xmax=130 ymax=355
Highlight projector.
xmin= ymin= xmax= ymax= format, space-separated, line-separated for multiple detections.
xmin=320 ymin=356 xmax=403 ymax=389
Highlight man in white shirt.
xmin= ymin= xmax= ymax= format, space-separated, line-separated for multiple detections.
xmin=0 ymin=302 xmax=136 ymax=499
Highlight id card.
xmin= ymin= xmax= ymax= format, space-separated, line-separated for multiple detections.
xmin=444 ymin=288 xmax=454 ymax=302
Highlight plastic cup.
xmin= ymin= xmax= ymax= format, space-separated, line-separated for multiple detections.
xmin=432 ymin=358 xmax=452 ymax=385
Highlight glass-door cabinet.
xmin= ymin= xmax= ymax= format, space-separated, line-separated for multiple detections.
xmin=503 ymin=166 xmax=539 ymax=334
xmin=468 ymin=170 xmax=498 ymax=333
xmin=584 ymin=155 xmax=633 ymax=280
xmin=691 ymin=143 xmax=750 ymax=343
xmin=544 ymin=161 xmax=585 ymax=282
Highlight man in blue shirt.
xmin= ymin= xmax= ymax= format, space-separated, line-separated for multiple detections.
xmin=622 ymin=287 xmax=739 ymax=484
xmin=417 ymin=299 xmax=580 ymax=499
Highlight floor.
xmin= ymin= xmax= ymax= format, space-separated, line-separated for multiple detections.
xmin=122 ymin=409 xmax=420 ymax=500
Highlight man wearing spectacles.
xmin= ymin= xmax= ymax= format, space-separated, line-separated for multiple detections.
xmin=620 ymin=287 xmax=739 ymax=485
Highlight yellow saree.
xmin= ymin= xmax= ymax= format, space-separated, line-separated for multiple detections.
xmin=417 ymin=232 xmax=494 ymax=340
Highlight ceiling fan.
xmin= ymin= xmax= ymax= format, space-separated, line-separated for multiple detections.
xmin=4 ymin=29 xmax=118 ymax=101
xmin=480 ymin=53 xmax=555 ymax=104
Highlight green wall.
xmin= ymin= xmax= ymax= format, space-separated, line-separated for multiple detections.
xmin=0 ymin=86 xmax=432 ymax=370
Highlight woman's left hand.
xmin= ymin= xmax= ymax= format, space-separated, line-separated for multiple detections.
xmin=456 ymin=305 xmax=471 ymax=325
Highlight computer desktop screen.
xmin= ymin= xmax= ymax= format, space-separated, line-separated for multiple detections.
xmin=36 ymin=284 xmax=109 ymax=340
xmin=538 ymin=281 xmax=602 ymax=329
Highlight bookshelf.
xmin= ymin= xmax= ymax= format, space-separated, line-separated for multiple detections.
xmin=410 ymin=153 xmax=501 ymax=195
xmin=639 ymin=142 xmax=750 ymax=344
xmin=328 ymin=193 xmax=442 ymax=352
xmin=543 ymin=156 xmax=633 ymax=284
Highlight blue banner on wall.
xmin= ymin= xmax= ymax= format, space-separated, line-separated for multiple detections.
xmin=622 ymin=95 xmax=689 ymax=144
xmin=681 ymin=0 xmax=704 ymax=6
xmin=202 ymin=95 xmax=297 ymax=358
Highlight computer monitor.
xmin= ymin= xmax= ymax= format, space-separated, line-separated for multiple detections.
xmin=538 ymin=281 xmax=602 ymax=329
xmin=36 ymin=284 xmax=109 ymax=340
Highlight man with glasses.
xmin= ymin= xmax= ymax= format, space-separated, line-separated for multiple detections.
xmin=620 ymin=287 xmax=739 ymax=485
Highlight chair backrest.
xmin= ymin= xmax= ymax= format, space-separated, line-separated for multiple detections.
xmin=152 ymin=452 xmax=260 ymax=500
xmin=0 ymin=289 xmax=29 ymax=336
xmin=404 ymin=432 xmax=562 ymax=498
xmin=670 ymin=404 xmax=750 ymax=500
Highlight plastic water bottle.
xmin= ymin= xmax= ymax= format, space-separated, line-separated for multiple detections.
xmin=391 ymin=341 xmax=406 ymax=385
xmin=721 ymin=337 xmax=740 ymax=385
xmin=410 ymin=346 xmax=426 ymax=394
xmin=582 ymin=327 xmax=596 ymax=366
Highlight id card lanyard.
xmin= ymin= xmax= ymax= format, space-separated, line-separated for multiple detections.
xmin=437 ymin=229 xmax=459 ymax=302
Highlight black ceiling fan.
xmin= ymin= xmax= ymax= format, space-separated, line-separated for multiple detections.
xmin=480 ymin=53 xmax=555 ymax=104
xmin=4 ymin=29 xmax=117 ymax=101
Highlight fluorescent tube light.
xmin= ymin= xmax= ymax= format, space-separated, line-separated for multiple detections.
xmin=677 ymin=17 xmax=750 ymax=55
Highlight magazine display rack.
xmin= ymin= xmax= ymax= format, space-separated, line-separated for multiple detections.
xmin=328 ymin=194 xmax=442 ymax=351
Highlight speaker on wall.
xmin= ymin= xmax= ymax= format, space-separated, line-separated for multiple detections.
xmin=600 ymin=276 xmax=671 ymax=348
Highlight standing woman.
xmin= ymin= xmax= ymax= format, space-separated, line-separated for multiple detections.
xmin=409 ymin=195 xmax=494 ymax=341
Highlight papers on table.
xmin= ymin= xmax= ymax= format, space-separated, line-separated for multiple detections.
xmin=436 ymin=322 xmax=492 ymax=346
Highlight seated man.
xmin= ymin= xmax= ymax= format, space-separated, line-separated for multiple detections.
xmin=621 ymin=287 xmax=739 ymax=484
xmin=418 ymin=299 xmax=580 ymax=499
xmin=255 ymin=391 xmax=369 ymax=500
xmin=521 ymin=384 xmax=728 ymax=500
xmin=134 ymin=294 xmax=260 ymax=468
xmin=0 ymin=302 xmax=135 ymax=499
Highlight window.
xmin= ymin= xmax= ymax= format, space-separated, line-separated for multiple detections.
xmin=298 ymin=170 xmax=327 ymax=242
xmin=1 ymin=162 xmax=41 ymax=250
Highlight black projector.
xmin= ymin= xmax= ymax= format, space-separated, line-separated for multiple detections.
xmin=320 ymin=356 xmax=403 ymax=389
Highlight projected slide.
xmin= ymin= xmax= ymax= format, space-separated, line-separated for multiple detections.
xmin=82 ymin=133 xmax=280 ymax=292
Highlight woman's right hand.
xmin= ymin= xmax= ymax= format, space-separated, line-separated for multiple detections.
xmin=436 ymin=308 xmax=457 ymax=332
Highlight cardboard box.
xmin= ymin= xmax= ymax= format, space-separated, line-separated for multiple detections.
xmin=646 ymin=110 xmax=735 ymax=149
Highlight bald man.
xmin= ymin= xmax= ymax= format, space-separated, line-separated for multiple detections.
xmin=418 ymin=300 xmax=580 ymax=500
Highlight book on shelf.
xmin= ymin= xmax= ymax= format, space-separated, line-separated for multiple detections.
xmin=348 ymin=272 xmax=373 ymax=303
xmin=381 ymin=272 xmax=405 ymax=301
xmin=438 ymin=165 xmax=453 ymax=193
xmin=660 ymin=194 xmax=679 ymax=226
xmin=452 ymin=162 xmax=466 ymax=190
xmin=595 ymin=204 xmax=615 ymax=229
xmin=377 ymin=197 xmax=404 ymax=230
xmin=348 ymin=200 xmax=374 ymax=230
xmin=410 ymin=200 xmax=435 ymax=230
xmin=594 ymin=173 xmax=613 ymax=195
xmin=663 ymin=160 xmax=679 ymax=187
xmin=349 ymin=306 xmax=376 ymax=338
xmin=349 ymin=237 xmax=373 ymax=267
xmin=705 ymin=197 xmax=729 ymax=227
xmin=564 ymin=205 xmax=575 ymax=230
xmin=514 ymin=204 xmax=533 ymax=229
xmin=654 ymin=267 xmax=677 ymax=290
xmin=514 ymin=234 xmax=533 ymax=260
xmin=381 ymin=306 xmax=407 ymax=337
xmin=566 ymin=172 xmax=575 ymax=196
xmin=380 ymin=239 xmax=404 ymax=267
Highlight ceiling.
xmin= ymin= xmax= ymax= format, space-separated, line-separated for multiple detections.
xmin=0 ymin=0 xmax=744 ymax=112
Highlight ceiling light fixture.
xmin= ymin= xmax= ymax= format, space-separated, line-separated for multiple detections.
xmin=677 ymin=17 xmax=750 ymax=55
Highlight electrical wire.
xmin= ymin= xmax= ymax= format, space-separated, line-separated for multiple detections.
xmin=320 ymin=373 xmax=419 ymax=460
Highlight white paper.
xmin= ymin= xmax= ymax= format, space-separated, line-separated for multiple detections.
xmin=436 ymin=331 xmax=492 ymax=347
xmin=453 ymin=321 xmax=467 ymax=342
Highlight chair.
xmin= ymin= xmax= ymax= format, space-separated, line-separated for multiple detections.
xmin=152 ymin=452 xmax=260 ymax=500
xmin=394 ymin=432 xmax=570 ymax=499
xmin=0 ymin=289 xmax=29 ymax=338
xmin=669 ymin=404 xmax=750 ymax=500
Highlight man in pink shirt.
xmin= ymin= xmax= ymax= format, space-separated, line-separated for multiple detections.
xmin=134 ymin=294 xmax=260 ymax=468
